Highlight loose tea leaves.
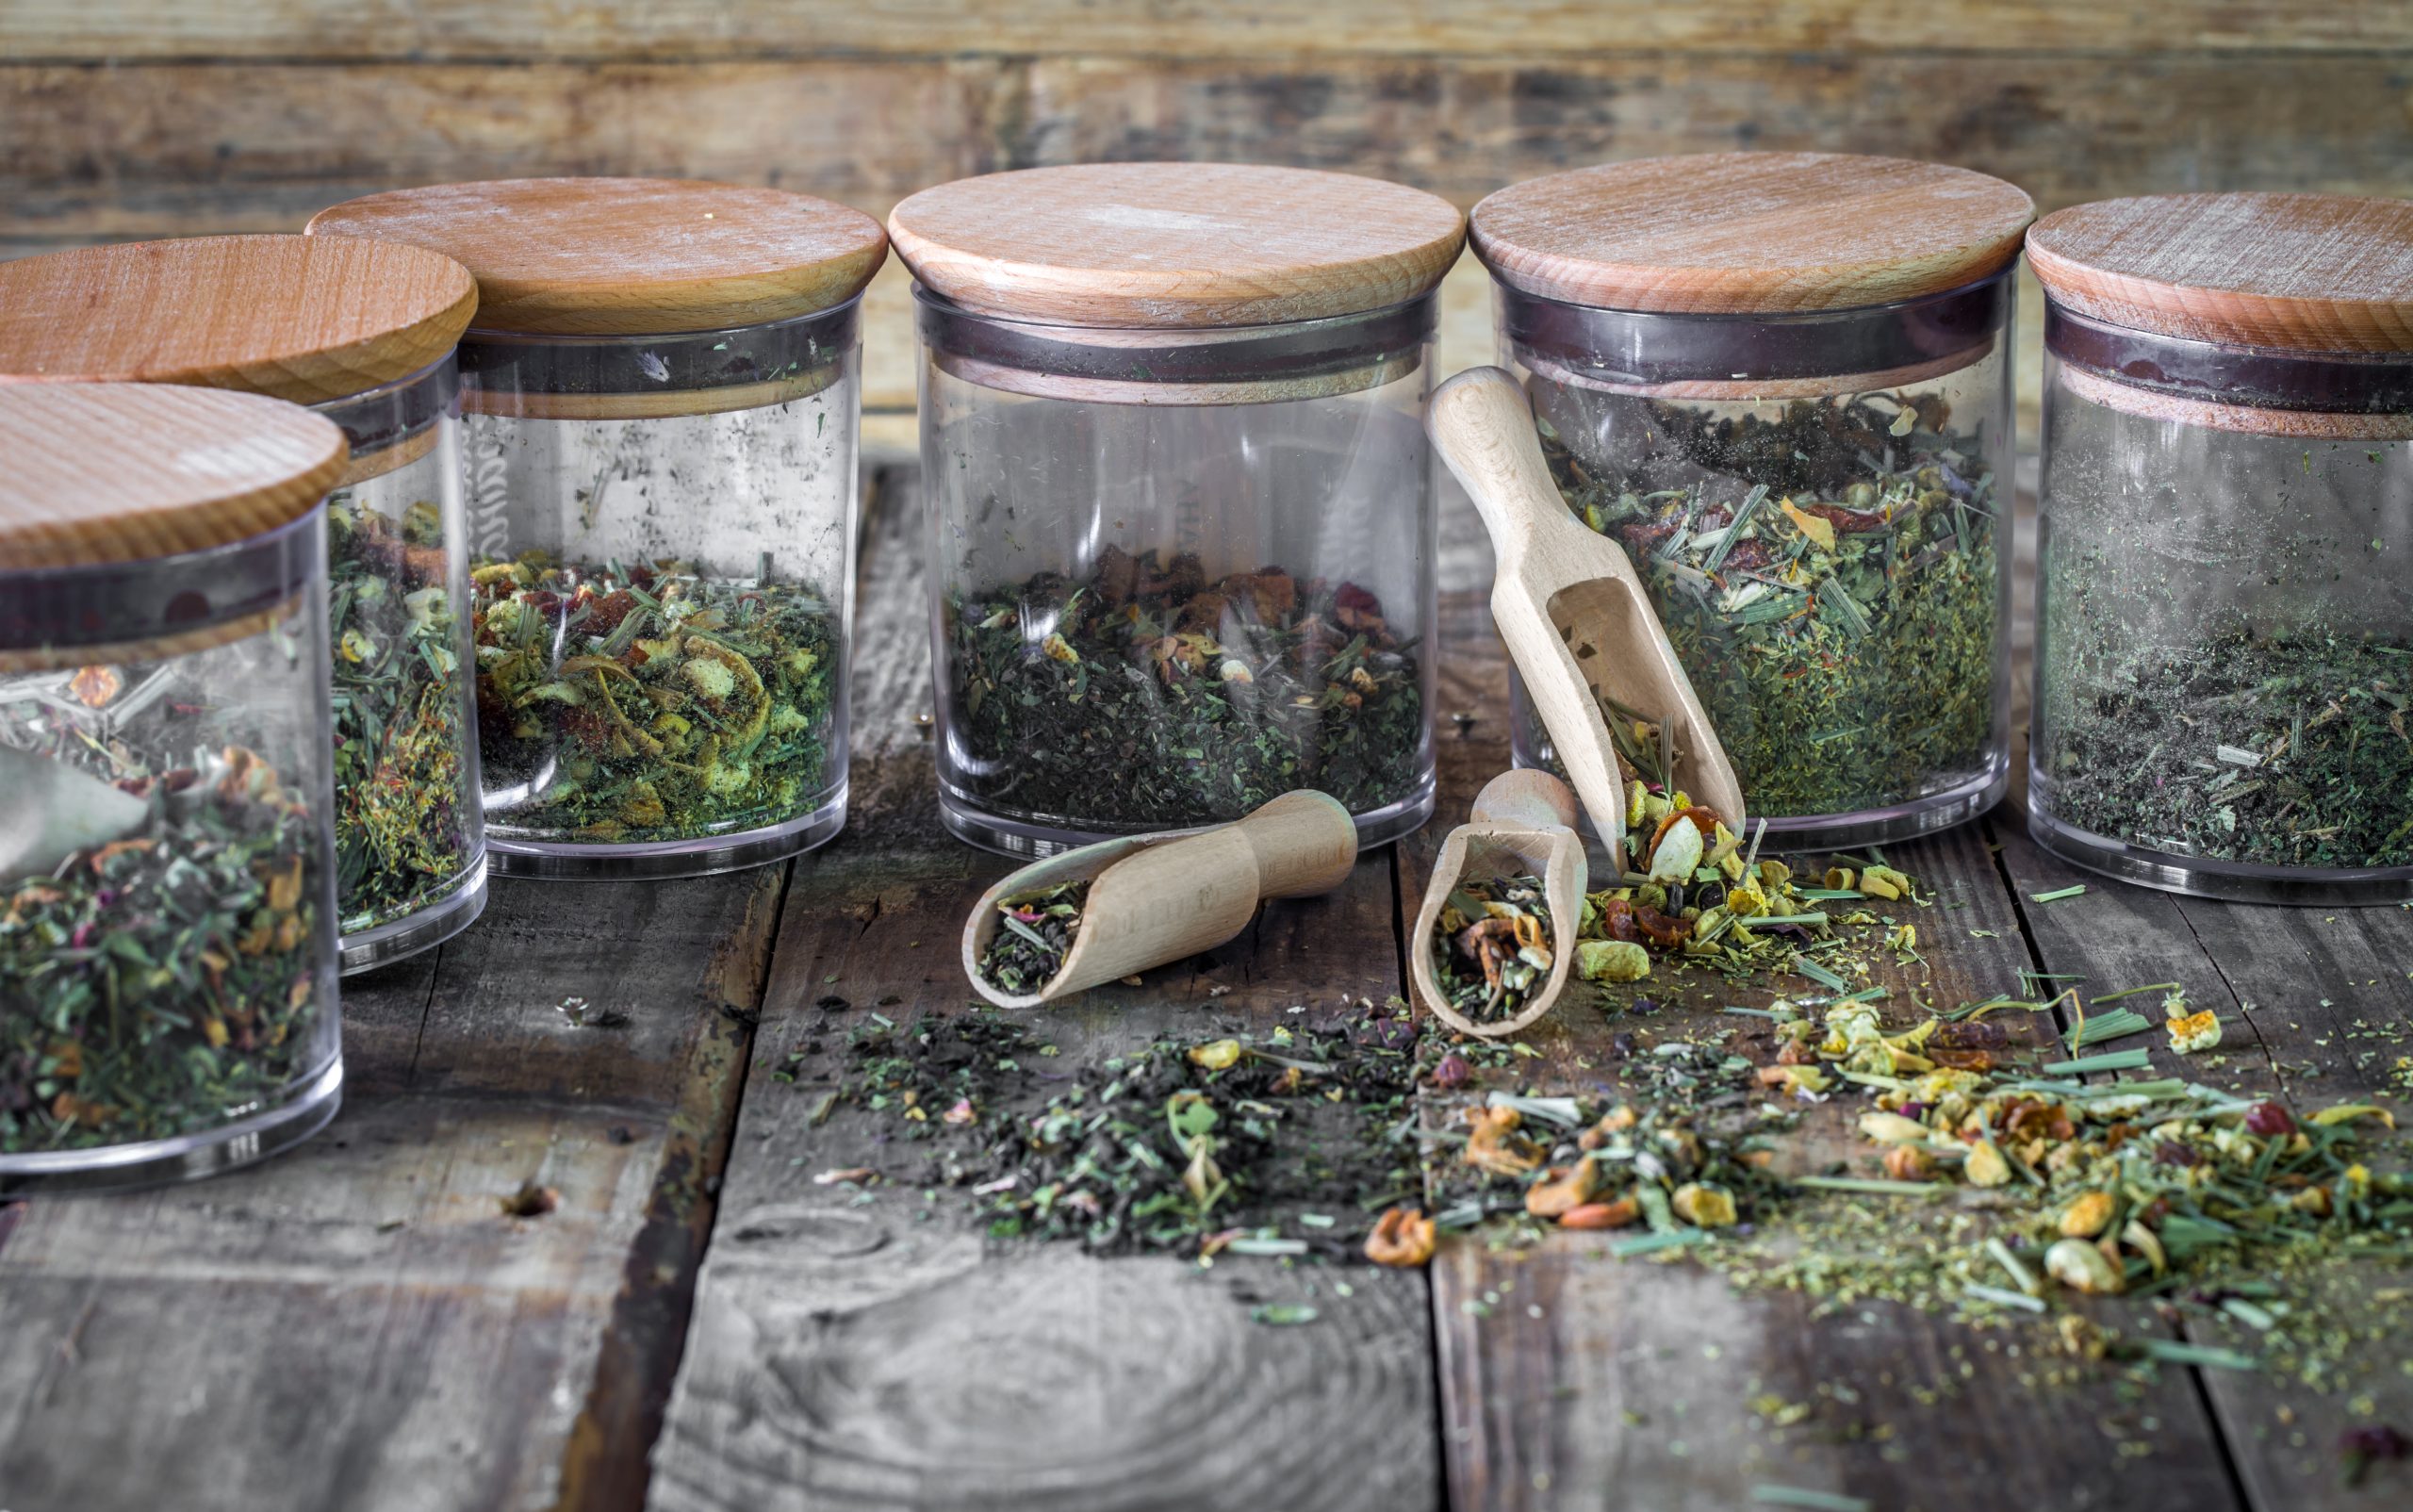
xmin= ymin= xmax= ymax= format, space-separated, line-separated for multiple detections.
xmin=1536 ymin=391 xmax=2001 ymax=819
xmin=977 ymin=879 xmax=1088 ymax=994
xmin=328 ymin=495 xmax=479 ymax=932
xmin=1431 ymin=874 xmax=1554 ymax=1022
xmin=471 ymin=556 xmax=838 ymax=844
xmin=2 ymin=745 xmax=326 ymax=1152
xmin=2041 ymin=622 xmax=2413 ymax=870
xmin=831 ymin=1005 xmax=1421 ymax=1257
xmin=944 ymin=548 xmax=1424 ymax=831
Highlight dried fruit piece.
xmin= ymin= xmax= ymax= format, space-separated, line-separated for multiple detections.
xmin=1964 ymin=1139 xmax=2012 ymax=1188
xmin=1525 ymin=1159 xmax=1604 ymax=1218
xmin=1364 ymin=1206 xmax=1437 ymax=1267
xmin=2043 ymin=1237 xmax=2125 ymax=1294
xmin=1560 ymin=1198 xmax=1642 ymax=1231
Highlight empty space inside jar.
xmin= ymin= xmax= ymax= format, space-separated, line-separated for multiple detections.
xmin=918 ymin=295 xmax=1438 ymax=845
xmin=1502 ymin=279 xmax=2015 ymax=836
xmin=2031 ymin=319 xmax=2413 ymax=884
xmin=459 ymin=310 xmax=856 ymax=853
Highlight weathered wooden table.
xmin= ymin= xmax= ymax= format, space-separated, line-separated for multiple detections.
xmin=3 ymin=467 xmax=2407 ymax=1512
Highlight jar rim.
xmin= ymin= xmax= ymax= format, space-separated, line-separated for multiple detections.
xmin=1500 ymin=268 xmax=2011 ymax=393
xmin=0 ymin=506 xmax=324 ymax=669
xmin=913 ymin=286 xmax=1436 ymax=404
xmin=2044 ymin=297 xmax=2413 ymax=422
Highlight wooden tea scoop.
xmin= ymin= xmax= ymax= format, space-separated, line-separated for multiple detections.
xmin=1411 ymin=770 xmax=1587 ymax=1039
xmin=0 ymin=748 xmax=150 ymax=886
xmin=1426 ymin=366 xmax=1746 ymax=855
xmin=962 ymin=789 xmax=1360 ymax=1008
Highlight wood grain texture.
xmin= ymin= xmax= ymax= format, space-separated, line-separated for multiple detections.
xmin=14 ymin=54 xmax=2411 ymax=240
xmin=2028 ymin=192 xmax=2413 ymax=353
xmin=0 ymin=234 xmax=476 ymax=403
xmin=1994 ymin=821 xmax=2413 ymax=1512
xmin=4 ymin=0 xmax=2405 ymax=61
xmin=0 ymin=381 xmax=345 ymax=567
xmin=1409 ymin=602 xmax=2248 ymax=1512
xmin=1408 ymin=596 xmax=2252 ymax=1511
xmin=889 ymin=163 xmax=1464 ymax=327
xmin=0 ymin=867 xmax=788 ymax=1512
xmin=307 ymin=178 xmax=888 ymax=336
xmin=1471 ymin=154 xmax=2034 ymax=314
xmin=646 ymin=472 xmax=1439 ymax=1512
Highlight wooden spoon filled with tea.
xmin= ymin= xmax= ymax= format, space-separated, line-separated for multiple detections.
xmin=1411 ymin=769 xmax=1586 ymax=1039
xmin=1426 ymin=365 xmax=1746 ymax=854
xmin=962 ymin=789 xmax=1359 ymax=1008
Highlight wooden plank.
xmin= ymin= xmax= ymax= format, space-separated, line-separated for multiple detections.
xmin=8 ymin=54 xmax=2411 ymax=242
xmin=1410 ymin=588 xmax=2246 ymax=1510
xmin=2 ymin=0 xmax=2404 ymax=63
xmin=0 ymin=865 xmax=785 ymax=1512
xmin=1994 ymin=822 xmax=2413 ymax=1512
xmin=645 ymin=470 xmax=1439 ymax=1512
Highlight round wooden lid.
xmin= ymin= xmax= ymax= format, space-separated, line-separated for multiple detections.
xmin=1471 ymin=153 xmax=2035 ymax=315
xmin=886 ymin=162 xmax=1466 ymax=328
xmin=0 ymin=383 xmax=347 ymax=571
xmin=0 ymin=234 xmax=476 ymax=405
xmin=2027 ymin=192 xmax=2413 ymax=353
xmin=306 ymin=177 xmax=889 ymax=337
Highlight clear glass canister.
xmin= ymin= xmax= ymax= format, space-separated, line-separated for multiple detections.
xmin=457 ymin=308 xmax=860 ymax=876
xmin=316 ymin=357 xmax=487 ymax=966
xmin=1496 ymin=274 xmax=2018 ymax=846
xmin=1 ymin=384 xmax=348 ymax=1192
xmin=915 ymin=293 xmax=1440 ymax=854
xmin=2029 ymin=304 xmax=2413 ymax=903
xmin=0 ymin=233 xmax=486 ymax=973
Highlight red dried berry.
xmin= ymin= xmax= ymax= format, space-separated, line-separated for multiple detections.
xmin=2244 ymin=1101 xmax=2295 ymax=1137
xmin=1431 ymin=1053 xmax=1471 ymax=1091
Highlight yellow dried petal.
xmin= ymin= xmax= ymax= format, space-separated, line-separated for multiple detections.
xmin=2059 ymin=1190 xmax=2115 ymax=1239
xmin=1964 ymin=1139 xmax=2012 ymax=1188
xmin=1672 ymin=1182 xmax=1738 ymax=1228
xmin=1188 ymin=1039 xmax=1244 ymax=1071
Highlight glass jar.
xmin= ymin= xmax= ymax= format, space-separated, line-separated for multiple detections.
xmin=0 ymin=234 xmax=487 ymax=972
xmin=1470 ymin=154 xmax=2035 ymax=847
xmin=1 ymin=383 xmax=350 ymax=1192
xmin=890 ymin=163 xmax=1465 ymax=855
xmin=309 ymin=179 xmax=888 ymax=879
xmin=2027 ymin=193 xmax=2413 ymax=903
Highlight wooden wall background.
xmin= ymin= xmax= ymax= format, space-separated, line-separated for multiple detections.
xmin=3 ymin=0 xmax=2409 ymax=455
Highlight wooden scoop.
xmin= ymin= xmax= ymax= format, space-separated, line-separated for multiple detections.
xmin=1426 ymin=366 xmax=1746 ymax=855
xmin=1411 ymin=770 xmax=1587 ymax=1039
xmin=962 ymin=789 xmax=1360 ymax=1008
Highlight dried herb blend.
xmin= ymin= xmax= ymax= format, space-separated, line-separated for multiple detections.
xmin=327 ymin=494 xmax=479 ymax=930
xmin=1536 ymin=391 xmax=2001 ymax=818
xmin=2040 ymin=621 xmax=2413 ymax=870
xmin=829 ymin=1005 xmax=1421 ymax=1257
xmin=470 ymin=556 xmax=838 ymax=844
xmin=944 ymin=548 xmax=1423 ymax=830
xmin=2 ymin=744 xmax=325 ymax=1153
xmin=977 ymin=879 xmax=1088 ymax=994
xmin=1432 ymin=874 xmax=1554 ymax=1023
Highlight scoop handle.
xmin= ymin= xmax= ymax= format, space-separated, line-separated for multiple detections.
xmin=1427 ymin=366 xmax=1606 ymax=574
xmin=1467 ymin=769 xmax=1579 ymax=834
xmin=1228 ymin=789 xmax=1361 ymax=898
